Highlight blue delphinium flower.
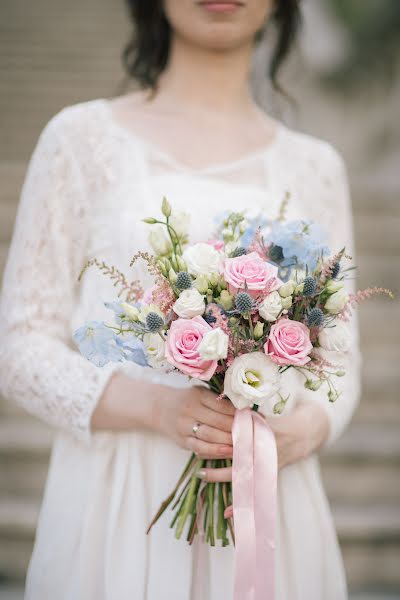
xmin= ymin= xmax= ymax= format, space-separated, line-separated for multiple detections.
xmin=269 ymin=220 xmax=330 ymax=272
xmin=116 ymin=333 xmax=149 ymax=367
xmin=73 ymin=321 xmax=125 ymax=367
xmin=240 ymin=214 xmax=271 ymax=248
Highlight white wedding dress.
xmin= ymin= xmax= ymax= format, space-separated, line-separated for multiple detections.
xmin=0 ymin=99 xmax=361 ymax=600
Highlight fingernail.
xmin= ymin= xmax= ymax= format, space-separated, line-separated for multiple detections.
xmin=196 ymin=469 xmax=206 ymax=480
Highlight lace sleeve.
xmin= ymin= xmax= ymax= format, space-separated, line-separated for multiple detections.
xmin=298 ymin=146 xmax=362 ymax=446
xmin=0 ymin=112 xmax=117 ymax=444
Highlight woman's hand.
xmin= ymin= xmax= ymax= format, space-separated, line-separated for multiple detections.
xmin=158 ymin=385 xmax=235 ymax=459
xmin=198 ymin=401 xmax=330 ymax=490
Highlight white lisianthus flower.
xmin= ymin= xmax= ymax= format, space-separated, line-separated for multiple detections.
xmin=318 ymin=319 xmax=351 ymax=353
xmin=325 ymin=288 xmax=349 ymax=314
xmin=139 ymin=303 xmax=165 ymax=323
xmin=169 ymin=211 xmax=190 ymax=237
xmin=198 ymin=328 xmax=229 ymax=360
xmin=183 ymin=242 xmax=221 ymax=276
xmin=173 ymin=288 xmax=205 ymax=318
xmin=224 ymin=352 xmax=280 ymax=410
xmin=143 ymin=332 xmax=166 ymax=368
xmin=120 ymin=302 xmax=140 ymax=321
xmin=259 ymin=291 xmax=282 ymax=322
xmin=148 ymin=225 xmax=172 ymax=256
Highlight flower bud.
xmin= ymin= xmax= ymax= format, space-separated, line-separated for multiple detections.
xmin=304 ymin=379 xmax=323 ymax=391
xmin=161 ymin=197 xmax=172 ymax=218
xmin=279 ymin=280 xmax=296 ymax=298
xmin=253 ymin=321 xmax=264 ymax=340
xmin=273 ymin=399 xmax=287 ymax=415
xmin=326 ymin=280 xmax=344 ymax=294
xmin=120 ymin=302 xmax=140 ymax=321
xmin=142 ymin=217 xmax=158 ymax=224
xmin=281 ymin=296 xmax=293 ymax=309
xmin=193 ymin=275 xmax=209 ymax=294
xmin=218 ymin=290 xmax=234 ymax=311
xmin=209 ymin=272 xmax=220 ymax=287
xmin=168 ymin=267 xmax=177 ymax=284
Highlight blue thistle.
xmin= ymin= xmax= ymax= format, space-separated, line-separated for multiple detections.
xmin=176 ymin=271 xmax=192 ymax=290
xmin=203 ymin=311 xmax=217 ymax=325
xmin=302 ymin=276 xmax=317 ymax=297
xmin=235 ymin=292 xmax=253 ymax=314
xmin=307 ymin=307 xmax=324 ymax=327
xmin=331 ymin=262 xmax=340 ymax=279
xmin=269 ymin=244 xmax=284 ymax=263
xmin=146 ymin=312 xmax=164 ymax=332
xmin=229 ymin=246 xmax=247 ymax=258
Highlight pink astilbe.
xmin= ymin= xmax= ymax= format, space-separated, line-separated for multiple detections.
xmin=310 ymin=351 xmax=344 ymax=375
xmin=151 ymin=279 xmax=176 ymax=313
xmin=348 ymin=287 xmax=394 ymax=306
xmin=78 ymin=258 xmax=144 ymax=302
xmin=130 ymin=250 xmax=176 ymax=313
xmin=320 ymin=249 xmax=350 ymax=283
xmin=247 ymin=227 xmax=267 ymax=259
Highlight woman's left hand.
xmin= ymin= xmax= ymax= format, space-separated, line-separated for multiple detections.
xmin=198 ymin=401 xmax=330 ymax=517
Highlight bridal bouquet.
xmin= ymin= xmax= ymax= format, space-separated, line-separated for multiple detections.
xmin=74 ymin=197 xmax=392 ymax=549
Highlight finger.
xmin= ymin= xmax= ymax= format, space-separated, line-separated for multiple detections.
xmin=186 ymin=437 xmax=233 ymax=459
xmin=197 ymin=466 xmax=232 ymax=483
xmin=192 ymin=404 xmax=234 ymax=433
xmin=224 ymin=504 xmax=233 ymax=519
xmin=184 ymin=420 xmax=232 ymax=445
xmin=201 ymin=393 xmax=236 ymax=416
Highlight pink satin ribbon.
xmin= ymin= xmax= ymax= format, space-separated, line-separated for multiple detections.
xmin=232 ymin=408 xmax=277 ymax=600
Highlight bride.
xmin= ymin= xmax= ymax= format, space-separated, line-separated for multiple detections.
xmin=0 ymin=1 xmax=361 ymax=598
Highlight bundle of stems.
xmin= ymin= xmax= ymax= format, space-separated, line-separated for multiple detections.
xmin=146 ymin=453 xmax=234 ymax=546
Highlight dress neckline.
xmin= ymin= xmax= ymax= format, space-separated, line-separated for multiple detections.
xmin=99 ymin=98 xmax=285 ymax=176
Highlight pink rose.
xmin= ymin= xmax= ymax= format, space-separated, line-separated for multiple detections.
xmin=205 ymin=239 xmax=225 ymax=252
xmin=265 ymin=318 xmax=313 ymax=366
xmin=165 ymin=316 xmax=218 ymax=380
xmin=223 ymin=252 xmax=282 ymax=298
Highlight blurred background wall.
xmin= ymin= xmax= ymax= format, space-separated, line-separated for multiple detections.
xmin=0 ymin=1 xmax=399 ymax=598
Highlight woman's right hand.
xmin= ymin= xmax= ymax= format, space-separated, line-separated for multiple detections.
xmin=158 ymin=385 xmax=235 ymax=459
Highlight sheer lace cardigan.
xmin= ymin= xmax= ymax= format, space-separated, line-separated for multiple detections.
xmin=0 ymin=101 xmax=362 ymax=446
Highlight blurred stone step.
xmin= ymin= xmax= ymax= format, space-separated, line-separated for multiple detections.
xmin=334 ymin=503 xmax=400 ymax=590
xmin=322 ymin=462 xmax=400 ymax=504
xmin=322 ymin=423 xmax=400 ymax=464
xmin=0 ymin=497 xmax=39 ymax=581
xmin=354 ymin=216 xmax=400 ymax=255
xmin=0 ymin=417 xmax=52 ymax=497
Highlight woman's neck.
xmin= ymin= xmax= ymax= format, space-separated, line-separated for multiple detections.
xmin=152 ymin=34 xmax=257 ymax=121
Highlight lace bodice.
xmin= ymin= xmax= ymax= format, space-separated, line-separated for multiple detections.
xmin=0 ymin=99 xmax=361 ymax=445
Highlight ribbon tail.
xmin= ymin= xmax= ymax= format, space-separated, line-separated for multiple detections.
xmin=253 ymin=411 xmax=277 ymax=599
xmin=232 ymin=408 xmax=278 ymax=600
xmin=232 ymin=408 xmax=256 ymax=600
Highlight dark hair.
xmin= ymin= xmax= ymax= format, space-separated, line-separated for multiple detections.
xmin=123 ymin=1 xmax=301 ymax=93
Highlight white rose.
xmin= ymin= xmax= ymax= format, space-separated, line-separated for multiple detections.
xmin=318 ymin=319 xmax=351 ymax=353
xmin=326 ymin=280 xmax=344 ymax=293
xmin=198 ymin=328 xmax=229 ymax=360
xmin=259 ymin=291 xmax=282 ymax=322
xmin=148 ymin=225 xmax=172 ymax=256
xmin=325 ymin=288 xmax=349 ymax=314
xmin=169 ymin=211 xmax=190 ymax=237
xmin=183 ymin=243 xmax=221 ymax=276
xmin=143 ymin=332 xmax=166 ymax=368
xmin=224 ymin=352 xmax=281 ymax=410
xmin=173 ymin=288 xmax=205 ymax=318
